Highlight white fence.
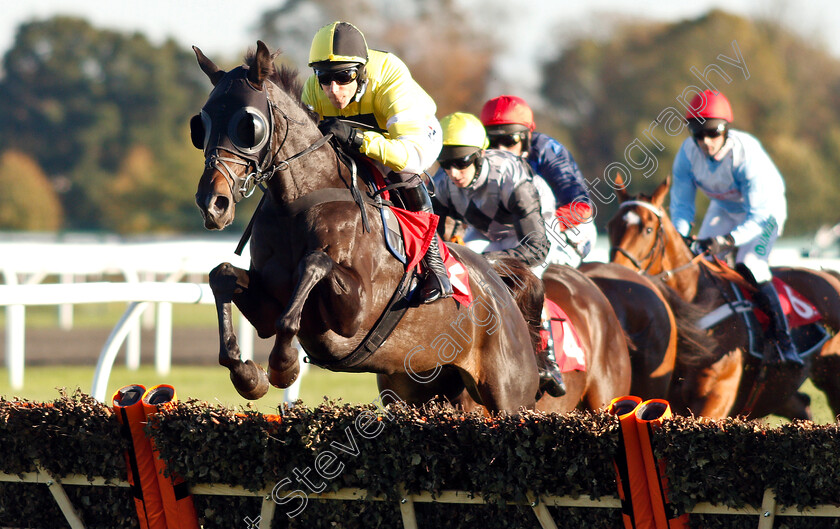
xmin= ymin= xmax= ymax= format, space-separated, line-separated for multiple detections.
xmin=1 ymin=234 xmax=839 ymax=399
xmin=2 ymin=467 xmax=840 ymax=529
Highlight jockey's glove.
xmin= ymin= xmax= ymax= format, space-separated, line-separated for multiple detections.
xmin=319 ymin=117 xmax=363 ymax=152
xmin=694 ymin=234 xmax=735 ymax=255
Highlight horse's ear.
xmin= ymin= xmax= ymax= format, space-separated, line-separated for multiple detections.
xmin=651 ymin=175 xmax=671 ymax=207
xmin=614 ymin=173 xmax=630 ymax=202
xmin=193 ymin=46 xmax=225 ymax=86
xmin=248 ymin=40 xmax=275 ymax=85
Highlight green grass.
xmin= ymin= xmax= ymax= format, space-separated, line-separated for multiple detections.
xmin=0 ymin=364 xmax=835 ymax=424
xmin=0 ymin=365 xmax=380 ymax=414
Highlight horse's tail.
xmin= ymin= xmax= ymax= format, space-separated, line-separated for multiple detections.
xmin=490 ymin=257 xmax=544 ymax=354
xmin=648 ymin=278 xmax=719 ymax=369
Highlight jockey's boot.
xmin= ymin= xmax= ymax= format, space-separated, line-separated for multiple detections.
xmin=753 ymin=281 xmax=803 ymax=366
xmin=538 ymin=317 xmax=567 ymax=397
xmin=401 ymin=183 xmax=453 ymax=304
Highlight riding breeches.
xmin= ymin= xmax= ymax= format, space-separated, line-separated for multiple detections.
xmin=697 ymin=202 xmax=782 ymax=284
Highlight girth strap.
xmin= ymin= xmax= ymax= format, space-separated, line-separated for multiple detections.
xmin=308 ymin=269 xmax=415 ymax=370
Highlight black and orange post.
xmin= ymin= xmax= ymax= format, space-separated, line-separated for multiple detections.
xmin=112 ymin=385 xmax=168 ymax=529
xmin=608 ymin=395 xmax=656 ymax=529
xmin=142 ymin=384 xmax=200 ymax=529
xmin=634 ymin=399 xmax=689 ymax=529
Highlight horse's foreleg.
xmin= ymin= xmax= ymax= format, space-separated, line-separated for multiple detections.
xmin=268 ymin=250 xmax=337 ymax=388
xmin=209 ymin=262 xmax=270 ymax=400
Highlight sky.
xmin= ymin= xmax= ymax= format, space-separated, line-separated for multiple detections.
xmin=2 ymin=0 xmax=839 ymax=94
xmin=4 ymin=0 xmax=840 ymax=59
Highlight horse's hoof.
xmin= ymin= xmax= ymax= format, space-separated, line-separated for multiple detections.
xmin=229 ymin=359 xmax=270 ymax=400
xmin=268 ymin=361 xmax=300 ymax=389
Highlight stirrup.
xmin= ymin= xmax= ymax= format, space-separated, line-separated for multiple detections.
xmin=418 ymin=270 xmax=452 ymax=304
xmin=539 ymin=366 xmax=567 ymax=398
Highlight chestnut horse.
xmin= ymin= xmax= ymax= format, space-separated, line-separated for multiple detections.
xmin=608 ymin=176 xmax=840 ymax=420
xmin=191 ymin=42 xmax=540 ymax=412
xmin=394 ymin=259 xmax=633 ymax=414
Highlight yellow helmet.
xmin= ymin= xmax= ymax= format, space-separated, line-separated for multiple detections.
xmin=439 ymin=112 xmax=489 ymax=160
xmin=441 ymin=112 xmax=489 ymax=149
xmin=308 ymin=21 xmax=369 ymax=66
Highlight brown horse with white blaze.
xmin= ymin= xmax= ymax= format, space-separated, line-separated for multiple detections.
xmin=608 ymin=175 xmax=840 ymax=420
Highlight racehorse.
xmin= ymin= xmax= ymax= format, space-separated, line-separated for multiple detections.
xmin=607 ymin=175 xmax=840 ymax=420
xmin=191 ymin=42 xmax=540 ymax=412
xmin=413 ymin=259 xmax=632 ymax=414
xmin=580 ymin=261 xmax=716 ymax=401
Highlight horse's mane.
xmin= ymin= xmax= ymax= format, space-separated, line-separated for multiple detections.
xmin=491 ymin=258 xmax=543 ymax=353
xmin=647 ymin=276 xmax=720 ymax=369
xmin=244 ymin=48 xmax=318 ymax=124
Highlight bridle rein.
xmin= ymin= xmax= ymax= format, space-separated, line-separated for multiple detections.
xmin=611 ymin=200 xmax=706 ymax=281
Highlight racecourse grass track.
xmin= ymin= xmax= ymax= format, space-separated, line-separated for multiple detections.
xmin=0 ymin=365 xmax=380 ymax=415
xmin=0 ymin=302 xmax=836 ymax=422
xmin=0 ymin=366 xmax=834 ymax=424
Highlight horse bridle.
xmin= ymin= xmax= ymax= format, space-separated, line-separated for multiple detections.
xmin=610 ymin=200 xmax=668 ymax=274
xmin=612 ymin=200 xmax=709 ymax=281
xmin=203 ymin=88 xmax=332 ymax=203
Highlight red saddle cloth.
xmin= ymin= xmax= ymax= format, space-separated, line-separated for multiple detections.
xmin=362 ymin=160 xmax=472 ymax=306
xmin=387 ymin=209 xmax=472 ymax=306
xmin=740 ymin=277 xmax=822 ymax=329
xmin=541 ymin=298 xmax=586 ymax=372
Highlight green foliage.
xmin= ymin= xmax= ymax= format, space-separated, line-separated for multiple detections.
xmin=0 ymin=16 xmax=206 ymax=233
xmin=0 ymin=150 xmax=63 ymax=230
xmin=3 ymin=395 xmax=840 ymax=527
xmin=542 ymin=10 xmax=840 ymax=234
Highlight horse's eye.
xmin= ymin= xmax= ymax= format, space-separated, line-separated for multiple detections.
xmin=229 ymin=107 xmax=269 ymax=153
xmin=645 ymin=227 xmax=654 ymax=234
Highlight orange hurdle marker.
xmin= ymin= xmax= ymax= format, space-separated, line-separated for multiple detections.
xmin=608 ymin=395 xmax=656 ymax=529
xmin=142 ymin=384 xmax=200 ymax=529
xmin=112 ymin=385 xmax=168 ymax=529
xmin=634 ymin=399 xmax=689 ymax=529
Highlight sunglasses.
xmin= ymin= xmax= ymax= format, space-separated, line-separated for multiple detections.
xmin=690 ymin=122 xmax=727 ymax=140
xmin=439 ymin=152 xmax=478 ymax=170
xmin=316 ymin=67 xmax=359 ymax=86
xmin=488 ymin=132 xmax=525 ymax=148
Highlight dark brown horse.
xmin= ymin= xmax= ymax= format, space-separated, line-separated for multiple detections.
xmin=191 ymin=42 xmax=541 ymax=412
xmin=412 ymin=259 xmax=632 ymax=414
xmin=607 ymin=175 xmax=840 ymax=420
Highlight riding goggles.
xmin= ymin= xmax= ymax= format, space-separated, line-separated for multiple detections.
xmin=690 ymin=122 xmax=727 ymax=140
xmin=487 ymin=131 xmax=525 ymax=148
xmin=315 ymin=67 xmax=359 ymax=86
xmin=439 ymin=152 xmax=479 ymax=171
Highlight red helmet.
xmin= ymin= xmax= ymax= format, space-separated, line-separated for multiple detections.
xmin=480 ymin=95 xmax=536 ymax=131
xmin=685 ymin=90 xmax=733 ymax=122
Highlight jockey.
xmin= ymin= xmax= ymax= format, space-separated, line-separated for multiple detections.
xmin=671 ymin=89 xmax=801 ymax=366
xmin=301 ymin=21 xmax=451 ymax=304
xmin=480 ymin=95 xmax=596 ymax=267
xmin=431 ymin=111 xmax=566 ymax=396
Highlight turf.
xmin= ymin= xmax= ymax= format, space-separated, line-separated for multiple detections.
xmin=0 ymin=364 xmax=380 ymax=414
xmin=0 ymin=365 xmax=835 ymax=424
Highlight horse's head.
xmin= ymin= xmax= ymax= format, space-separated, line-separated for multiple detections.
xmin=190 ymin=41 xmax=283 ymax=230
xmin=606 ymin=175 xmax=673 ymax=273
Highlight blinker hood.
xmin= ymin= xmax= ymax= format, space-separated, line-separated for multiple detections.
xmin=200 ymin=66 xmax=273 ymax=166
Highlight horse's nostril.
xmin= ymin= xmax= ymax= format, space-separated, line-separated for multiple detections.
xmin=213 ymin=195 xmax=230 ymax=213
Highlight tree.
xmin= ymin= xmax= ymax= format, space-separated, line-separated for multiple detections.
xmin=0 ymin=150 xmax=63 ymax=230
xmin=255 ymin=0 xmax=498 ymax=115
xmin=540 ymin=10 xmax=840 ymax=234
xmin=0 ymin=16 xmax=208 ymax=232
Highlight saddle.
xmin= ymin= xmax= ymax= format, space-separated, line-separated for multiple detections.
xmin=696 ymin=260 xmax=827 ymax=361
xmin=356 ymin=157 xmax=471 ymax=305
xmin=541 ymin=298 xmax=587 ymax=372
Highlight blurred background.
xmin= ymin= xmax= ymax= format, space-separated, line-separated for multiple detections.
xmin=2 ymin=0 xmax=840 ymax=419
